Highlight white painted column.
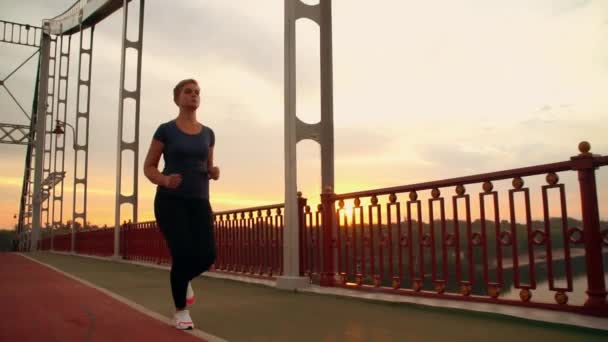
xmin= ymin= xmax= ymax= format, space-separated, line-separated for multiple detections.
xmin=276 ymin=0 xmax=310 ymax=290
xmin=30 ymin=23 xmax=52 ymax=252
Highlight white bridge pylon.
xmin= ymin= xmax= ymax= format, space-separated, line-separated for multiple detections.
xmin=27 ymin=0 xmax=335 ymax=290
xmin=45 ymin=0 xmax=127 ymax=35
xmin=29 ymin=0 xmax=143 ymax=254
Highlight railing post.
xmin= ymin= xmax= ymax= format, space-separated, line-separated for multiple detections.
xmin=320 ymin=186 xmax=336 ymax=286
xmin=125 ymin=222 xmax=130 ymax=259
xmin=157 ymin=223 xmax=163 ymax=264
xmin=120 ymin=223 xmax=125 ymax=259
xmin=571 ymin=141 xmax=607 ymax=315
xmin=297 ymin=192 xmax=307 ymax=277
xmin=70 ymin=221 xmax=75 ymax=253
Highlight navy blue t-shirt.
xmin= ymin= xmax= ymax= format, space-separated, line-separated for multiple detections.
xmin=153 ymin=120 xmax=215 ymax=199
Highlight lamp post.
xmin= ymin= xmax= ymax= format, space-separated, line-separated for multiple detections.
xmin=52 ymin=119 xmax=75 ymax=138
xmin=52 ymin=119 xmax=76 ymax=252
xmin=12 ymin=214 xmax=18 ymax=251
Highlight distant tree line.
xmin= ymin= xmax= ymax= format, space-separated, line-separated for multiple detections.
xmin=0 ymin=230 xmax=16 ymax=252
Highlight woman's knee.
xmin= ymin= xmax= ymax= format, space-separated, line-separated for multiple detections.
xmin=194 ymin=251 xmax=215 ymax=273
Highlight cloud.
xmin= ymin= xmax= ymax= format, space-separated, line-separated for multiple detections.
xmin=550 ymin=0 xmax=592 ymax=15
xmin=142 ymin=2 xmax=284 ymax=86
xmin=0 ymin=1 xmax=75 ymax=26
xmin=416 ymin=143 xmax=508 ymax=172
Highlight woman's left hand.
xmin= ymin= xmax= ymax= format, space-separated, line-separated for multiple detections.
xmin=209 ymin=166 xmax=220 ymax=180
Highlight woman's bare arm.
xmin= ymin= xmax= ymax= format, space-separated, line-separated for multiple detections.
xmin=208 ymin=146 xmax=220 ymax=180
xmin=143 ymin=139 xmax=181 ymax=188
xmin=144 ymin=139 xmax=166 ymax=185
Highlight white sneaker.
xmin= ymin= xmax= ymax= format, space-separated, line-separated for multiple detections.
xmin=186 ymin=282 xmax=196 ymax=305
xmin=174 ymin=310 xmax=194 ymax=330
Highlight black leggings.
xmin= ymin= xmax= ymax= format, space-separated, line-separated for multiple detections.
xmin=154 ymin=192 xmax=216 ymax=309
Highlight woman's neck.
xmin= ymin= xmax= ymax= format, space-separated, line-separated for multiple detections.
xmin=177 ymin=110 xmax=197 ymax=123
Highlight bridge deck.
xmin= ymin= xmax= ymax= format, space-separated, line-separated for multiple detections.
xmin=2 ymin=252 xmax=606 ymax=341
xmin=0 ymin=253 xmax=213 ymax=341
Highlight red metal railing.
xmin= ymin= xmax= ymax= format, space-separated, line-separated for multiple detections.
xmin=74 ymin=228 xmax=113 ymax=256
xmin=52 ymin=233 xmax=71 ymax=252
xmin=316 ymin=142 xmax=608 ymax=317
xmin=214 ymin=203 xmax=287 ymax=278
xmin=35 ymin=142 xmax=607 ymax=317
xmin=121 ymin=221 xmax=170 ymax=264
xmin=39 ymin=236 xmax=51 ymax=250
xmin=39 ymin=233 xmax=70 ymax=252
xmin=119 ymin=200 xmax=304 ymax=279
xmin=301 ymin=199 xmax=323 ymax=280
xmin=37 ymin=201 xmax=295 ymax=280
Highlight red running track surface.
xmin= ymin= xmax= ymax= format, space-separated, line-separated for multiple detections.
xmin=0 ymin=253 xmax=205 ymax=342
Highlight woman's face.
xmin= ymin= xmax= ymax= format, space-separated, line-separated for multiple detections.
xmin=178 ymin=83 xmax=200 ymax=110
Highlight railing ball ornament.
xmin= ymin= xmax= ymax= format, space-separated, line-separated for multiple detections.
xmin=435 ymin=282 xmax=446 ymax=294
xmin=305 ymin=205 xmax=311 ymax=213
xmin=392 ymin=277 xmax=401 ymax=289
xmin=519 ymin=288 xmax=532 ymax=302
xmin=455 ymin=184 xmax=466 ymax=196
xmin=409 ymin=191 xmax=418 ymax=201
xmin=460 ymin=284 xmax=472 ymax=296
xmin=546 ymin=172 xmax=559 ymax=185
xmin=431 ymin=188 xmax=440 ymax=199
xmin=317 ymin=204 xmax=323 ymax=211
xmin=389 ymin=193 xmax=397 ymax=203
xmin=512 ymin=177 xmax=524 ymax=190
xmin=340 ymin=272 xmax=347 ymax=285
xmin=578 ymin=141 xmax=591 ymax=155
xmin=371 ymin=195 xmax=379 ymax=205
xmin=373 ymin=275 xmax=381 ymax=287
xmin=483 ymin=181 xmax=493 ymax=193
xmin=413 ymin=280 xmax=422 ymax=292
xmin=338 ymin=199 xmax=344 ymax=209
xmin=488 ymin=285 xmax=500 ymax=299
xmin=555 ymin=291 xmax=568 ymax=305
xmin=354 ymin=197 xmax=361 ymax=207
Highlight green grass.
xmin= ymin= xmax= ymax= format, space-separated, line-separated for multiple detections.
xmin=29 ymin=252 xmax=608 ymax=342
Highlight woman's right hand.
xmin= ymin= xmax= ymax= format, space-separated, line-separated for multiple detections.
xmin=164 ymin=174 xmax=182 ymax=189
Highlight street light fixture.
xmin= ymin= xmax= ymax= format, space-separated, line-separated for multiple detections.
xmin=52 ymin=119 xmax=76 ymax=141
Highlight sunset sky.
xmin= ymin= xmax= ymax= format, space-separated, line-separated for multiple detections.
xmin=1 ymin=0 xmax=607 ymax=229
